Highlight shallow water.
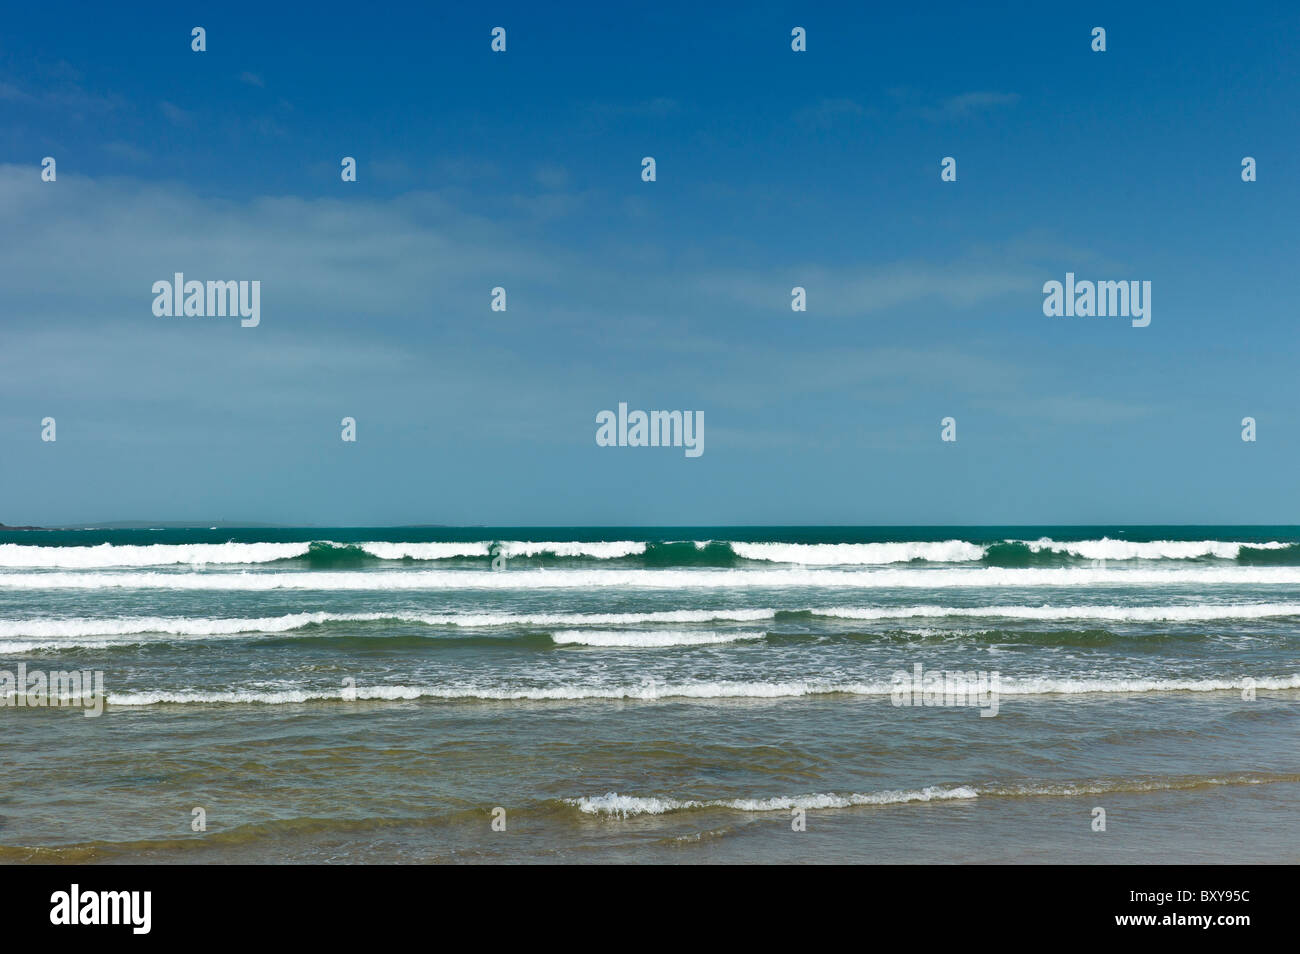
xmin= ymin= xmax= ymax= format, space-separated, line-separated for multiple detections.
xmin=2 ymin=526 xmax=1297 ymax=863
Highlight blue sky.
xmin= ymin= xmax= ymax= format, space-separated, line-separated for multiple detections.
xmin=2 ymin=1 xmax=1297 ymax=526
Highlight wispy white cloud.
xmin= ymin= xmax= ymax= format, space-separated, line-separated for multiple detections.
xmin=695 ymin=262 xmax=1031 ymax=317
xmin=923 ymin=90 xmax=1021 ymax=120
xmin=159 ymin=101 xmax=193 ymax=125
xmin=794 ymin=97 xmax=871 ymax=128
xmin=888 ymin=87 xmax=1021 ymax=121
xmin=0 ymin=77 xmax=124 ymax=114
xmin=0 ymin=165 xmax=1129 ymax=460
xmin=101 ymin=140 xmax=149 ymax=162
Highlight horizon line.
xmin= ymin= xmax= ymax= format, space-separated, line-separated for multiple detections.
xmin=5 ymin=522 xmax=1300 ymax=532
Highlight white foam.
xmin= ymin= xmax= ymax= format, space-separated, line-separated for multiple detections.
xmin=550 ymin=630 xmax=765 ymax=647
xmin=0 ymin=541 xmax=310 ymax=568
xmin=0 ymin=612 xmax=343 ymax=639
xmin=571 ymin=786 xmax=980 ymax=816
xmin=568 ymin=773 xmax=1299 ymax=816
xmin=103 ymin=673 xmax=1300 ymax=707
xmin=0 ymin=640 xmax=54 ymax=653
xmin=2 ymin=601 xmax=1292 ymax=647
xmin=4 ymin=599 xmax=1296 ymax=654
xmin=995 ymin=674 xmax=1300 ymax=695
xmin=9 ymin=565 xmax=1300 ymax=590
xmin=534 ymin=608 xmax=776 ymax=625
xmin=358 ymin=542 xmax=488 ymax=559
xmin=1019 ymin=537 xmax=1290 ymax=560
xmin=812 ymin=603 xmax=1300 ymax=622
xmin=0 ymin=537 xmax=1292 ymax=569
xmin=0 ymin=540 xmax=653 ymax=568
xmin=360 ymin=541 xmax=645 ymax=560
xmin=501 ymin=541 xmax=645 ymax=559
xmin=732 ymin=541 xmax=986 ymax=564
xmin=0 ymin=608 xmax=778 ymax=650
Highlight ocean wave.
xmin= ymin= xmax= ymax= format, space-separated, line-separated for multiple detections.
xmin=2 ymin=600 xmax=1296 ymax=653
xmin=809 ymin=603 xmax=1300 ymax=622
xmin=570 ymin=785 xmax=979 ymax=816
xmin=9 ymin=565 xmax=1300 ymax=590
xmin=3 ymin=538 xmax=1297 ymax=569
xmin=0 ymin=538 xmax=967 ymax=568
xmin=549 ymin=630 xmax=765 ymax=647
xmin=568 ymin=773 xmax=1300 ymax=817
xmin=0 ymin=608 xmax=776 ymax=643
xmin=1016 ymin=538 xmax=1294 ymax=561
xmin=3 ymin=601 xmax=1293 ymax=644
xmin=730 ymin=540 xmax=986 ymax=564
xmin=0 ymin=540 xmax=649 ymax=568
xmin=97 ymin=673 xmax=1300 ymax=707
xmin=0 ymin=541 xmax=310 ymax=568
xmin=292 ymin=541 xmax=650 ymax=567
xmin=0 ymin=612 xmax=346 ymax=638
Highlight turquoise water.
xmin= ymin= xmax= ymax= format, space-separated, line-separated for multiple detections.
xmin=2 ymin=526 xmax=1298 ymax=862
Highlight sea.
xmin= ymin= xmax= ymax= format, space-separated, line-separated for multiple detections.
xmin=2 ymin=525 xmax=1298 ymax=863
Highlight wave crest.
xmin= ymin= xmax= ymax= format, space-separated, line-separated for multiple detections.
xmin=5 ymin=536 xmax=1297 ymax=569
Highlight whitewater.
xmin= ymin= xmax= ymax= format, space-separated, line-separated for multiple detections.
xmin=4 ymin=525 xmax=1298 ymax=863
